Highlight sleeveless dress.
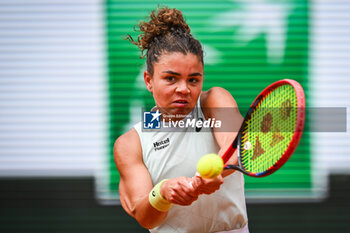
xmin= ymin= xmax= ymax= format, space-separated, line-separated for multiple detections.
xmin=134 ymin=98 xmax=248 ymax=233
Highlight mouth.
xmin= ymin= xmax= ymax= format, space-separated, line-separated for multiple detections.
xmin=173 ymin=99 xmax=190 ymax=105
xmin=165 ymin=100 xmax=192 ymax=117
xmin=171 ymin=100 xmax=191 ymax=109
xmin=174 ymin=100 xmax=188 ymax=104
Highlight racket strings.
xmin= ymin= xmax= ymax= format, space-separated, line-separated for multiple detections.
xmin=240 ymin=84 xmax=298 ymax=174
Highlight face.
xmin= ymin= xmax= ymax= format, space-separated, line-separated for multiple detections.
xmin=144 ymin=52 xmax=204 ymax=118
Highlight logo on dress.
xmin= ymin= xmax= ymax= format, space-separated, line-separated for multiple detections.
xmin=153 ymin=138 xmax=170 ymax=151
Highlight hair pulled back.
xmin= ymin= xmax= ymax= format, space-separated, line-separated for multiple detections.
xmin=125 ymin=7 xmax=203 ymax=75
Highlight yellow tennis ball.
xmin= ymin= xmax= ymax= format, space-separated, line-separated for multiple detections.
xmin=196 ymin=153 xmax=224 ymax=179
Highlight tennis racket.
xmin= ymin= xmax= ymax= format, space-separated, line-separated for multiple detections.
xmin=201 ymin=79 xmax=305 ymax=178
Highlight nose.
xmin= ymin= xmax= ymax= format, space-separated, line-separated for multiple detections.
xmin=176 ymin=80 xmax=190 ymax=94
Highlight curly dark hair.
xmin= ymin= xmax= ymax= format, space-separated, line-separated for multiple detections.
xmin=125 ymin=7 xmax=203 ymax=76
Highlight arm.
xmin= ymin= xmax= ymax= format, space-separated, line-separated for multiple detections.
xmin=201 ymin=87 xmax=244 ymax=177
xmin=114 ymin=129 xmax=203 ymax=229
xmin=114 ymin=129 xmax=167 ymax=229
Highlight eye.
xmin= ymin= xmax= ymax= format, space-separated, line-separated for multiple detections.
xmin=166 ymin=76 xmax=176 ymax=82
xmin=189 ymin=78 xmax=199 ymax=84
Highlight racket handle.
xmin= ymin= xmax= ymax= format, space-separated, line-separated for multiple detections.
xmin=224 ymin=164 xmax=249 ymax=175
xmin=221 ymin=137 xmax=238 ymax=164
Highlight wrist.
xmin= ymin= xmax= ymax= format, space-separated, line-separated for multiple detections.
xmin=149 ymin=179 xmax=172 ymax=212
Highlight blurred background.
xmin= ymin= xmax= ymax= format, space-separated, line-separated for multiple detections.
xmin=0 ymin=0 xmax=349 ymax=232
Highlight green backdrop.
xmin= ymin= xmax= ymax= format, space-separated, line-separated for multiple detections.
xmin=106 ymin=0 xmax=311 ymax=201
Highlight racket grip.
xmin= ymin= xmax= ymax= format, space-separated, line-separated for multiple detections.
xmin=221 ymin=137 xmax=238 ymax=164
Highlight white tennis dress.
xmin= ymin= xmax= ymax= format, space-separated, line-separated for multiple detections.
xmin=134 ymin=98 xmax=249 ymax=233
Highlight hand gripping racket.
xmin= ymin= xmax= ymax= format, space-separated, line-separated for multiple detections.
xmin=200 ymin=79 xmax=305 ymax=178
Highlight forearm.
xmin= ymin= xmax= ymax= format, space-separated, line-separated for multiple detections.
xmin=132 ymin=195 xmax=168 ymax=229
xmin=120 ymin=179 xmax=170 ymax=229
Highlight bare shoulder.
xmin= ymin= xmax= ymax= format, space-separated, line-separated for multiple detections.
xmin=201 ymin=87 xmax=239 ymax=108
xmin=114 ymin=128 xmax=142 ymax=170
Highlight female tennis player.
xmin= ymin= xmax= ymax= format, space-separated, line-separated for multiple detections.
xmin=114 ymin=7 xmax=249 ymax=233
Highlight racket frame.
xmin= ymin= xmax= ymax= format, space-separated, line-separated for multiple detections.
xmin=222 ymin=79 xmax=306 ymax=177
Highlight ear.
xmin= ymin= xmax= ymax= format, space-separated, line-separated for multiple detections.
xmin=144 ymin=71 xmax=153 ymax=93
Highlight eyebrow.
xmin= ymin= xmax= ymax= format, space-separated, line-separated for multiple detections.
xmin=162 ymin=70 xmax=202 ymax=77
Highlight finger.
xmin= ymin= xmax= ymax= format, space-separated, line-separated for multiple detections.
xmin=201 ymin=175 xmax=223 ymax=186
xmin=177 ymin=181 xmax=199 ymax=203
xmin=167 ymin=180 xmax=198 ymax=205
xmin=196 ymin=176 xmax=223 ymax=194
xmin=182 ymin=180 xmax=199 ymax=198
xmin=170 ymin=189 xmax=198 ymax=205
xmin=191 ymin=175 xmax=204 ymax=190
